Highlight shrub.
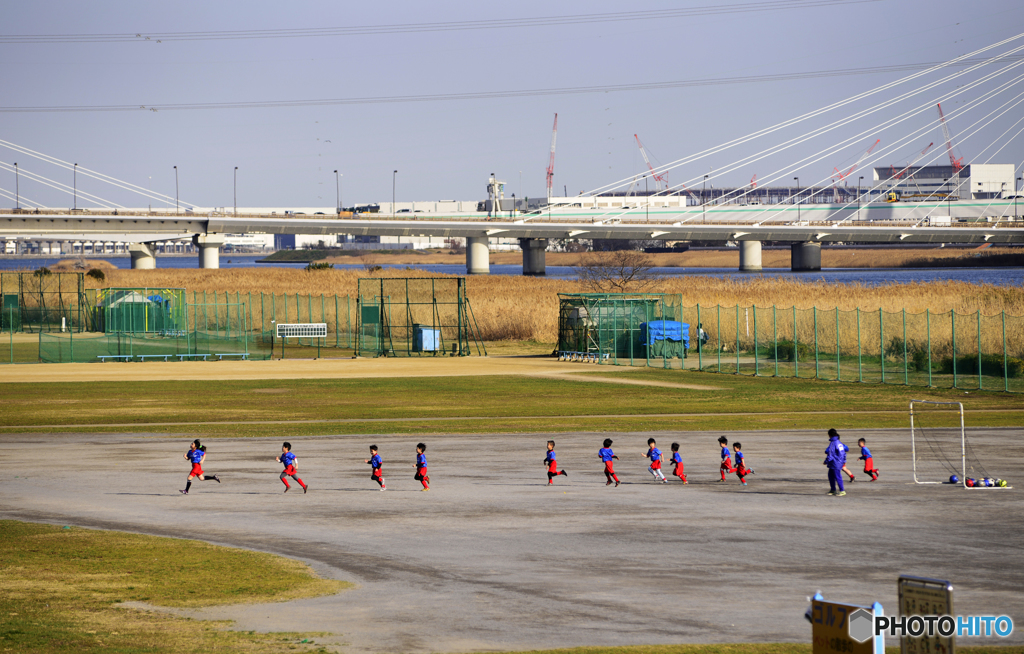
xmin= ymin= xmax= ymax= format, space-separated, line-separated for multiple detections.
xmin=33 ymin=267 xmax=52 ymax=277
xmin=86 ymin=268 xmax=106 ymax=281
xmin=939 ymin=353 xmax=1024 ymax=378
xmin=773 ymin=339 xmax=813 ymax=361
xmin=304 ymin=261 xmax=334 ymax=271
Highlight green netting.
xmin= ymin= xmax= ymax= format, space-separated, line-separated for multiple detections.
xmin=39 ymin=329 xmax=267 ymax=363
xmin=355 ymin=278 xmax=485 ymax=357
xmin=0 ymin=272 xmax=87 ymax=333
xmin=94 ymin=288 xmax=187 ymax=334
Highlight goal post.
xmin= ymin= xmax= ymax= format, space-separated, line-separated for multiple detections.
xmin=909 ymin=400 xmax=964 ymax=486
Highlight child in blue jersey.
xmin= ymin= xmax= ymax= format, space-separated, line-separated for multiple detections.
xmin=857 ymin=438 xmax=880 ymax=481
xmin=414 ymin=442 xmax=430 ymax=491
xmin=643 ymin=438 xmax=667 ymax=483
xmin=718 ymin=436 xmax=735 ymax=482
xmin=733 ymin=442 xmax=752 ymax=486
xmin=276 ymin=442 xmax=307 ymax=493
xmin=824 ymin=428 xmax=847 ymax=496
xmin=544 ymin=440 xmax=568 ymax=485
xmin=598 ymin=438 xmax=620 ymax=487
xmin=365 ymin=445 xmax=385 ymax=491
xmin=180 ymin=439 xmax=220 ymax=495
xmin=670 ymin=442 xmax=687 ymax=483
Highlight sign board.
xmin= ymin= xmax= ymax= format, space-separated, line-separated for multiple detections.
xmin=276 ymin=323 xmax=327 ymax=338
xmin=809 ymin=594 xmax=884 ymax=654
xmin=898 ymin=575 xmax=954 ymax=654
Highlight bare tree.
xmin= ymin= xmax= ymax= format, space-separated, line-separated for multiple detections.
xmin=572 ymin=250 xmax=657 ymax=292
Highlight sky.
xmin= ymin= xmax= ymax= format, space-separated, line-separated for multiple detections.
xmin=1 ymin=0 xmax=1023 ymax=210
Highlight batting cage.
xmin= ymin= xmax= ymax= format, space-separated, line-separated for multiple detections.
xmin=0 ymin=272 xmax=87 ymax=333
xmin=557 ymin=293 xmax=689 ymax=366
xmin=356 ymin=277 xmax=485 ymax=357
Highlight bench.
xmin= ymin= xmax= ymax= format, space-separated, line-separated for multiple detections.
xmin=215 ymin=353 xmax=249 ymax=361
xmin=137 ymin=354 xmax=173 ymax=362
xmin=97 ymin=355 xmax=133 ymax=362
xmin=176 ymin=353 xmax=210 ymax=361
xmin=557 ymin=351 xmax=609 ymax=363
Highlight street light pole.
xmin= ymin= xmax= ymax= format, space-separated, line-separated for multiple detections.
xmin=174 ymin=166 xmax=179 ymax=214
xmin=334 ymin=170 xmax=340 ymax=213
xmin=13 ymin=163 xmax=18 ymax=210
xmin=392 ymin=170 xmax=398 ymax=218
xmin=1016 ymin=176 xmax=1021 ymax=219
xmin=794 ymin=177 xmax=800 ymax=221
xmin=73 ymin=163 xmax=78 ymax=210
xmin=702 ymin=174 xmax=708 ymax=224
xmin=857 ymin=176 xmax=863 ymax=220
xmin=234 ymin=167 xmax=238 ymax=214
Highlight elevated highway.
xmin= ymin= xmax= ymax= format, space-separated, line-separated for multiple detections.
xmin=3 ymin=198 xmax=1022 ymax=273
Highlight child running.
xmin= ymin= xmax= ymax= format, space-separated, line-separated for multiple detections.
xmin=544 ymin=440 xmax=568 ymax=485
xmin=180 ymin=439 xmax=220 ymax=495
xmin=414 ymin=442 xmax=430 ymax=491
xmin=718 ymin=436 xmax=735 ymax=482
xmin=276 ymin=442 xmax=307 ymax=493
xmin=824 ymin=428 xmax=847 ymax=496
xmin=670 ymin=442 xmax=687 ymax=484
xmin=365 ymin=445 xmax=386 ymax=491
xmin=644 ymin=438 xmax=667 ymax=483
xmin=598 ymin=438 xmax=620 ymax=487
xmin=733 ymin=442 xmax=752 ymax=486
xmin=858 ymin=438 xmax=880 ymax=481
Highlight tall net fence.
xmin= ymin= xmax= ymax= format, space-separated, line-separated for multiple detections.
xmin=557 ymin=294 xmax=688 ymax=364
xmin=356 ymin=278 xmax=485 ymax=357
xmin=0 ymin=272 xmax=87 ymax=333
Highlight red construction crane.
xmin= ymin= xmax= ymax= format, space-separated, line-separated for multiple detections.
xmin=833 ymin=139 xmax=881 ymax=185
xmin=546 ymin=113 xmax=558 ymax=198
xmin=634 ymin=134 xmax=668 ymax=192
xmin=889 ymin=142 xmax=934 ymax=181
xmin=936 ymin=103 xmax=964 ymax=173
xmin=750 ymin=173 xmax=757 ymax=188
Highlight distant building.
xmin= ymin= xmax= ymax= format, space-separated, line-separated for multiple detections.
xmin=871 ymin=163 xmax=1015 ymax=200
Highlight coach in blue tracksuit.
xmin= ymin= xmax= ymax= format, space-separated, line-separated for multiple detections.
xmin=824 ymin=428 xmax=848 ymax=496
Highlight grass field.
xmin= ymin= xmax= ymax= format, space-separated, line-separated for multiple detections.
xmin=0 ymin=369 xmax=1020 ymax=437
xmin=0 ymin=520 xmax=348 ymax=653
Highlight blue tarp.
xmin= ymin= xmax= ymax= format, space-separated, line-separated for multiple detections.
xmin=640 ymin=321 xmax=690 ymax=347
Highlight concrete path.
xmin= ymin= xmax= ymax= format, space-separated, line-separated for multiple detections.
xmin=2 ymin=428 xmax=1021 ymax=652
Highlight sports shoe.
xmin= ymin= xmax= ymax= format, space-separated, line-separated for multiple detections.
xmin=548 ymin=481 xmax=553 ymax=485
xmin=421 ymin=487 xmax=430 ymax=491
xmin=303 ymin=485 xmax=308 ymax=493
xmin=836 ymin=491 xmax=847 ymax=496
xmin=662 ymin=479 xmax=668 ymax=483
xmin=848 ymin=476 xmax=855 ymax=483
xmin=179 ymin=490 xmax=188 ymax=495
xmin=741 ymin=481 xmax=747 ymax=486
xmin=283 ymin=487 xmax=289 ymax=493
xmin=614 ymin=481 xmax=620 ymax=487
xmin=561 ymin=470 xmax=568 ymax=477
xmin=606 ymin=481 xmax=612 ymax=486
xmin=827 ymin=491 xmax=836 ymax=495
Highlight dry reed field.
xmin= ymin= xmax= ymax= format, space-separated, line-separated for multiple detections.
xmin=80 ymin=264 xmax=1024 ymax=343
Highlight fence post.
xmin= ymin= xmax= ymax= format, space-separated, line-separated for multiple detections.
xmin=717 ymin=304 xmax=721 ymax=373
xmin=793 ymin=305 xmax=798 ymax=378
xmin=926 ymin=309 xmax=932 ymax=387
xmin=753 ymin=305 xmax=758 ymax=376
xmin=952 ymin=311 xmax=958 ymax=388
xmin=879 ymin=308 xmax=885 ymax=384
xmin=1003 ymin=311 xmax=1011 ymax=393
xmin=835 ymin=307 xmax=840 ymax=382
xmin=903 ymin=308 xmax=908 ymax=386
xmin=813 ymin=306 xmax=819 ymax=379
xmin=697 ymin=303 xmax=702 ymax=370
xmin=773 ymin=305 xmax=778 ymax=377
xmin=69 ymin=317 xmax=74 ymax=362
xmin=857 ymin=307 xmax=862 ymax=383
xmin=734 ymin=304 xmax=739 ymax=375
xmin=977 ymin=310 xmax=982 ymax=391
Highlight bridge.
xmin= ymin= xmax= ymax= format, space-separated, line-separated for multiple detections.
xmin=2 ymin=198 xmax=1022 ymax=274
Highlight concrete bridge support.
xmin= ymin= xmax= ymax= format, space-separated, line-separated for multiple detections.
xmin=466 ymin=236 xmax=490 ymax=274
xmin=790 ymin=241 xmax=822 ymax=271
xmin=193 ymin=233 xmax=226 ymax=269
xmin=128 ymin=242 xmax=157 ymax=269
xmin=738 ymin=240 xmax=762 ymax=272
xmin=519 ymin=238 xmax=548 ymax=276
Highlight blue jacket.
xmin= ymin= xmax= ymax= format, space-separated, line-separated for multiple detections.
xmin=824 ymin=435 xmax=847 ymax=469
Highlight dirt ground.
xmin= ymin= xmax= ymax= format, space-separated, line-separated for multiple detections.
xmin=2 ymin=426 xmax=1021 ymax=652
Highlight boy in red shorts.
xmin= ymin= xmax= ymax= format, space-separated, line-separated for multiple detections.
xmin=544 ymin=440 xmax=569 ymax=485
xmin=733 ymin=442 xmax=752 ymax=486
xmin=644 ymin=438 xmax=667 ymax=483
xmin=365 ymin=445 xmax=385 ymax=491
xmin=180 ymin=438 xmax=220 ymax=495
xmin=670 ymin=442 xmax=687 ymax=484
xmin=858 ymin=438 xmax=880 ymax=481
xmin=414 ymin=442 xmax=430 ymax=491
xmin=276 ymin=442 xmax=308 ymax=493
xmin=598 ymin=438 xmax=620 ymax=487
xmin=718 ymin=435 xmax=735 ymax=482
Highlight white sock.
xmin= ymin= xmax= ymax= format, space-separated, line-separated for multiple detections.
xmin=648 ymin=467 xmax=657 ymax=477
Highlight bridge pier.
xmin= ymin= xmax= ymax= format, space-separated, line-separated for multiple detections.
xmin=790 ymin=241 xmax=821 ymax=271
xmin=519 ymin=238 xmax=548 ymax=276
xmin=128 ymin=242 xmax=157 ymax=269
xmin=738 ymin=241 xmax=762 ymax=272
xmin=193 ymin=233 xmax=225 ymax=269
xmin=466 ymin=236 xmax=490 ymax=274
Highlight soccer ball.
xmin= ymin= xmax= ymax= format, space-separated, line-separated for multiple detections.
xmin=965 ymin=478 xmax=976 ymax=487
xmin=949 ymin=475 xmax=959 ymax=484
xmin=997 ymin=479 xmax=1008 ymax=487
xmin=984 ymin=478 xmax=994 ymax=487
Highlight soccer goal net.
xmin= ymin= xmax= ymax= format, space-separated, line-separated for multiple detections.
xmin=909 ymin=400 xmax=1010 ymax=489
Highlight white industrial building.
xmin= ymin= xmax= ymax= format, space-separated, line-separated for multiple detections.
xmin=871 ymin=163 xmax=1016 ymax=200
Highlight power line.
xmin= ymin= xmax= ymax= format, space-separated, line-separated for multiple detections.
xmin=3 ymin=55 xmax=1021 ymax=114
xmin=0 ymin=0 xmax=878 ymax=44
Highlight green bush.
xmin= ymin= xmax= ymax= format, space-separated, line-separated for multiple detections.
xmin=304 ymin=261 xmax=334 ymax=271
xmin=939 ymin=353 xmax=1024 ymax=378
xmin=33 ymin=266 xmax=52 ymax=277
xmin=86 ymin=268 xmax=106 ymax=281
xmin=773 ymin=339 xmax=813 ymax=361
